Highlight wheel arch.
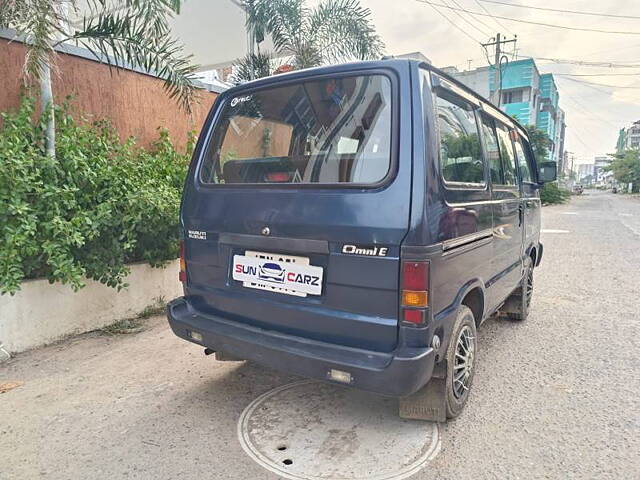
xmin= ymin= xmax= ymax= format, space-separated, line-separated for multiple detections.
xmin=525 ymin=243 xmax=539 ymax=267
xmin=461 ymin=287 xmax=484 ymax=327
xmin=436 ymin=279 xmax=486 ymax=327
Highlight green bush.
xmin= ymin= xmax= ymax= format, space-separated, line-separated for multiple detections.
xmin=540 ymin=182 xmax=571 ymax=205
xmin=0 ymin=97 xmax=192 ymax=295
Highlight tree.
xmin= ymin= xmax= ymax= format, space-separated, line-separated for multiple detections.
xmin=230 ymin=51 xmax=273 ymax=84
xmin=0 ymin=0 xmax=199 ymax=158
xmin=234 ymin=0 xmax=384 ymax=82
xmin=606 ymin=149 xmax=640 ymax=193
xmin=522 ymin=124 xmax=568 ymax=204
xmin=523 ymin=124 xmax=551 ymax=162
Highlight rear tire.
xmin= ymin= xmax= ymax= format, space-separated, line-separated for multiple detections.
xmin=445 ymin=305 xmax=477 ymax=419
xmin=397 ymin=304 xmax=477 ymax=421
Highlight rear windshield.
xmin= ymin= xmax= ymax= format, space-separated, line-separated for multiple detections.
xmin=199 ymin=74 xmax=393 ymax=185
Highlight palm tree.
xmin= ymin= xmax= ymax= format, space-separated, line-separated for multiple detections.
xmin=230 ymin=51 xmax=273 ymax=84
xmin=0 ymin=0 xmax=199 ymax=158
xmin=235 ymin=0 xmax=384 ymax=82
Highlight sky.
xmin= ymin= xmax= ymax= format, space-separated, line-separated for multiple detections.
xmin=362 ymin=0 xmax=640 ymax=164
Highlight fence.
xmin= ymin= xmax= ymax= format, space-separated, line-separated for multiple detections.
xmin=0 ymin=29 xmax=223 ymax=152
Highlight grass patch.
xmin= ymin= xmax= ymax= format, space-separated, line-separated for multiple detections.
xmin=540 ymin=183 xmax=571 ymax=205
xmin=138 ymin=296 xmax=166 ymax=319
xmin=100 ymin=318 xmax=145 ymax=335
xmin=100 ymin=296 xmax=166 ymax=335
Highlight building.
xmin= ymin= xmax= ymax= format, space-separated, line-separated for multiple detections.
xmin=66 ymin=0 xmax=250 ymax=83
xmin=577 ymin=163 xmax=595 ymax=184
xmin=594 ymin=155 xmax=614 ymax=185
xmin=616 ymin=120 xmax=640 ymax=152
xmin=443 ymin=59 xmax=566 ymax=165
xmin=394 ymin=52 xmax=432 ymax=64
xmin=441 ymin=65 xmax=491 ymax=98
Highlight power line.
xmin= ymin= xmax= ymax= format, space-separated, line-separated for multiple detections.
xmin=414 ymin=1 xmax=640 ymax=35
xmin=555 ymin=73 xmax=640 ymax=77
xmin=443 ymin=0 xmax=492 ymax=38
xmin=471 ymin=0 xmax=515 ymax=36
xmin=555 ymin=76 xmax=626 ymax=96
xmin=423 ymin=0 xmax=483 ymax=46
xmin=561 ymin=94 xmax=620 ymax=130
xmin=477 ymin=0 xmax=640 ymax=20
xmin=563 ymin=81 xmax=616 ymax=96
xmin=561 ymin=77 xmax=640 ymax=89
xmin=567 ymin=129 xmax=599 ymax=153
xmin=525 ymin=56 xmax=640 ymax=69
xmin=580 ymin=43 xmax=640 ymax=59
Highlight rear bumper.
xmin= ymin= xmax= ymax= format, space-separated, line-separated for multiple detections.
xmin=167 ymin=297 xmax=435 ymax=397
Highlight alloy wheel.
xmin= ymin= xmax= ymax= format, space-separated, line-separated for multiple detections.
xmin=525 ymin=269 xmax=534 ymax=309
xmin=453 ymin=325 xmax=475 ymax=399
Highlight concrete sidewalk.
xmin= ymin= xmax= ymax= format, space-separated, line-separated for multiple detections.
xmin=0 ymin=317 xmax=294 ymax=479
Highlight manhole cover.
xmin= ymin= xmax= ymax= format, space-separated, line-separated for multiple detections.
xmin=238 ymin=380 xmax=440 ymax=480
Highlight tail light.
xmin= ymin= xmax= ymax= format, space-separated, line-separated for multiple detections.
xmin=179 ymin=240 xmax=186 ymax=283
xmin=401 ymin=261 xmax=429 ymax=325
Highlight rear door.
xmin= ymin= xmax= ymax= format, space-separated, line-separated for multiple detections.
xmin=181 ymin=67 xmax=412 ymax=353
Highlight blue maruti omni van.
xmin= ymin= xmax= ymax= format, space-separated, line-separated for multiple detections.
xmin=167 ymin=59 xmax=557 ymax=421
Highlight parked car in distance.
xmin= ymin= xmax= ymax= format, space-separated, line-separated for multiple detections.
xmin=573 ymin=184 xmax=584 ymax=195
xmin=167 ymin=59 xmax=557 ymax=421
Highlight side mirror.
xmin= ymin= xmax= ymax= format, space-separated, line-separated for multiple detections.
xmin=537 ymin=161 xmax=557 ymax=184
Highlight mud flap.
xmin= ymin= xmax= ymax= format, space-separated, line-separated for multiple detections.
xmin=498 ymin=273 xmax=526 ymax=319
xmin=398 ymin=360 xmax=447 ymax=422
xmin=498 ymin=292 xmax=521 ymax=316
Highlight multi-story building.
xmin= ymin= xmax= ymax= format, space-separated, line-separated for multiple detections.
xmin=616 ymin=120 xmax=640 ymax=152
xmin=443 ymin=65 xmax=491 ymax=98
xmin=594 ymin=155 xmax=614 ymax=185
xmin=443 ymin=58 xmax=566 ymax=165
xmin=577 ymin=163 xmax=595 ymax=184
xmin=489 ymin=59 xmax=541 ymax=125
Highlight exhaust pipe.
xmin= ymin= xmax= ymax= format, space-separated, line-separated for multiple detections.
xmin=204 ymin=348 xmax=215 ymax=356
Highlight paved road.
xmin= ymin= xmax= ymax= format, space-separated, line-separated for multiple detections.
xmin=1 ymin=191 xmax=638 ymax=479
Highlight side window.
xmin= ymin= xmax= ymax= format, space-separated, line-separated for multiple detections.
xmin=480 ymin=115 xmax=502 ymax=185
xmin=495 ymin=124 xmax=517 ymax=186
xmin=435 ymin=93 xmax=485 ymax=185
xmin=513 ymin=135 xmax=533 ymax=183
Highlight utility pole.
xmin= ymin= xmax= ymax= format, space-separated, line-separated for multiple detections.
xmin=482 ymin=34 xmax=517 ymax=107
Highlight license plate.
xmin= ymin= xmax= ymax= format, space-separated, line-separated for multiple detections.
xmin=233 ymin=251 xmax=323 ymax=297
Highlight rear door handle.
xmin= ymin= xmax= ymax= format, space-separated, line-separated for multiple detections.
xmin=518 ymin=204 xmax=524 ymax=226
